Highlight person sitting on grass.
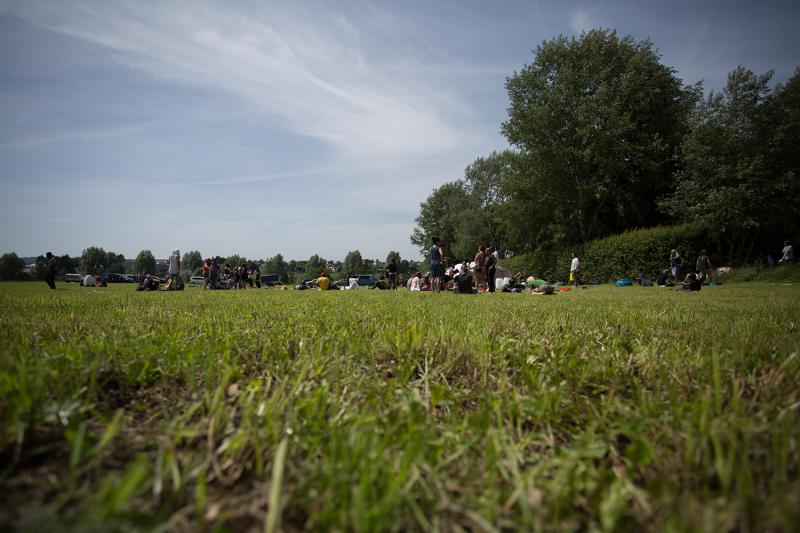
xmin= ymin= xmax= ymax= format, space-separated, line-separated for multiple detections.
xmin=316 ymin=271 xmax=330 ymax=291
xmin=680 ymin=272 xmax=702 ymax=292
xmin=136 ymin=274 xmax=160 ymax=291
xmin=454 ymin=265 xmax=475 ymax=294
xmin=421 ymin=274 xmax=432 ymax=291
xmin=656 ymin=269 xmax=673 ymax=287
xmin=409 ymin=272 xmax=422 ymax=291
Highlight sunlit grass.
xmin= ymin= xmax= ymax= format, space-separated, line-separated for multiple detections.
xmin=1 ymin=281 xmax=799 ymax=530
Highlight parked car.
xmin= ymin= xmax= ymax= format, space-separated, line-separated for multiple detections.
xmin=260 ymin=274 xmax=282 ymax=287
xmin=355 ymin=275 xmax=379 ymax=287
xmin=101 ymin=273 xmax=135 ymax=283
xmin=188 ymin=276 xmax=205 ymax=286
xmin=64 ymin=273 xmax=83 ymax=283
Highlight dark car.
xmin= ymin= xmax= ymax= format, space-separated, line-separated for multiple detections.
xmin=260 ymin=274 xmax=282 ymax=287
xmin=101 ymin=273 xmax=135 ymax=283
xmin=356 ymin=275 xmax=379 ymax=287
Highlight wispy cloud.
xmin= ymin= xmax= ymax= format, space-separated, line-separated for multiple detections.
xmin=569 ymin=6 xmax=595 ymax=35
xmin=7 ymin=1 xmax=487 ymax=161
xmin=0 ymin=123 xmax=150 ymax=149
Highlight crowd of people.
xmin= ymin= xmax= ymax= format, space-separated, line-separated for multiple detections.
xmin=38 ymin=239 xmax=795 ymax=293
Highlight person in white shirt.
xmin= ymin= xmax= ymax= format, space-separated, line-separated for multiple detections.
xmin=82 ymin=274 xmax=96 ymax=287
xmin=570 ymin=252 xmax=580 ymax=287
xmin=167 ymin=249 xmax=180 ymax=288
xmin=780 ymin=240 xmax=794 ymax=264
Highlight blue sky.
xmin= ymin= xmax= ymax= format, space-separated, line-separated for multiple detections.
xmin=1 ymin=1 xmax=798 ymax=262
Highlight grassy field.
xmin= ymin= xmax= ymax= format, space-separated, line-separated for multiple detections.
xmin=1 ymin=281 xmax=799 ymax=531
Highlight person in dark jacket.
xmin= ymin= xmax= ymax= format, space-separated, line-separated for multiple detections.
xmin=44 ymin=252 xmax=57 ymax=289
xmin=485 ymin=246 xmax=498 ymax=293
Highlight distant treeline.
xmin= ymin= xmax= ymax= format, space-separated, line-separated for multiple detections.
xmin=0 ymin=248 xmax=424 ymax=282
xmin=411 ymin=29 xmax=799 ymax=266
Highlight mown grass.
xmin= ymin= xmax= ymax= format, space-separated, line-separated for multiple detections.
xmin=1 ymin=281 xmax=799 ymax=531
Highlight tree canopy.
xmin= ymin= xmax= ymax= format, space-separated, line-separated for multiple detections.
xmin=0 ymin=252 xmax=26 ymax=280
xmin=80 ymin=246 xmax=125 ymax=274
xmin=342 ymin=250 xmax=364 ymax=274
xmin=132 ymin=250 xmax=156 ymax=275
xmin=411 ymin=29 xmax=799 ymax=263
xmin=660 ymin=67 xmax=800 ymax=260
xmin=182 ymin=250 xmax=204 ymax=276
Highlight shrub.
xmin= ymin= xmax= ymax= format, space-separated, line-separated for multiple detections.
xmin=503 ymin=223 xmax=710 ymax=282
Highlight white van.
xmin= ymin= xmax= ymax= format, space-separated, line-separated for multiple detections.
xmin=64 ymin=273 xmax=83 ymax=283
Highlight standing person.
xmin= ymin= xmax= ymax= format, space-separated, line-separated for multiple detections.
xmin=210 ymin=257 xmax=220 ymax=289
xmin=202 ymin=258 xmax=211 ymax=290
xmin=669 ymin=250 xmax=684 ymax=285
xmin=473 ymin=245 xmax=486 ymax=292
xmin=44 ymin=252 xmax=57 ymax=289
xmin=695 ymin=250 xmax=713 ymax=283
xmin=94 ymin=264 xmax=103 ymax=286
xmin=485 ymin=246 xmax=498 ymax=293
xmin=570 ymin=252 xmax=580 ymax=287
xmin=387 ymin=258 xmax=398 ymax=290
xmin=779 ymin=240 xmax=794 ymax=264
xmin=168 ymin=249 xmax=181 ymax=289
xmin=232 ymin=265 xmax=240 ymax=289
xmin=430 ymin=237 xmax=445 ymax=292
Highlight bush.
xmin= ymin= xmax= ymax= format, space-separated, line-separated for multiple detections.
xmin=714 ymin=263 xmax=800 ymax=284
xmin=503 ymin=223 xmax=710 ymax=282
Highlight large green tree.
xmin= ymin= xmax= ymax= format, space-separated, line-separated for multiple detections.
xmin=411 ymin=151 xmax=515 ymax=260
xmin=305 ymin=254 xmax=327 ymax=277
xmin=224 ymin=255 xmax=247 ymax=268
xmin=342 ymin=250 xmax=364 ymax=275
xmin=0 ymin=252 xmax=26 ymax=280
xmin=132 ymin=250 xmax=156 ymax=275
xmin=660 ymin=67 xmax=800 ymax=261
xmin=410 ymin=181 xmax=473 ymax=260
xmin=263 ymin=254 xmax=290 ymax=282
xmin=502 ymin=29 xmax=698 ymax=248
xmin=80 ymin=247 xmax=108 ymax=273
xmin=182 ymin=250 xmax=204 ymax=276
xmin=105 ymin=252 xmax=126 ymax=273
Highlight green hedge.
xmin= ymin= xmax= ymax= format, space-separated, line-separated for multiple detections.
xmin=502 ymin=223 xmax=710 ymax=282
